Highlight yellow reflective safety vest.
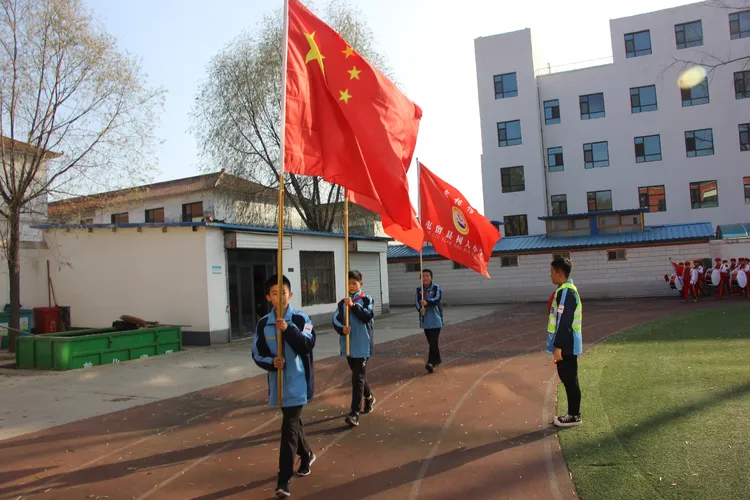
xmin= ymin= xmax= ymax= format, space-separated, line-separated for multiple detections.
xmin=546 ymin=281 xmax=582 ymax=355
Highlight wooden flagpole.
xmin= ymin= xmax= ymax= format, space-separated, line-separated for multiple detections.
xmin=344 ymin=189 xmax=351 ymax=356
xmin=417 ymin=159 xmax=425 ymax=316
xmin=275 ymin=0 xmax=290 ymax=408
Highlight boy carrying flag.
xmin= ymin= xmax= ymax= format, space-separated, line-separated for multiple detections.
xmin=333 ymin=270 xmax=376 ymax=427
xmin=252 ymin=275 xmax=316 ymax=498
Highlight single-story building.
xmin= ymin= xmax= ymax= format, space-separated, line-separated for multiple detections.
xmin=35 ymin=221 xmax=389 ymax=345
xmin=710 ymin=223 xmax=750 ymax=260
xmin=387 ymin=209 xmax=715 ymax=305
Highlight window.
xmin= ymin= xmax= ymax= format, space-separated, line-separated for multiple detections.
xmin=182 ymin=202 xmax=204 ymax=222
xmin=745 ymin=177 xmax=750 ymax=204
xmin=551 ymin=194 xmax=568 ymax=216
xmin=497 ymin=120 xmax=522 ymax=147
xmin=553 ymin=252 xmax=571 ymax=261
xmin=685 ymin=129 xmax=714 ymax=157
xmin=453 ymin=262 xmax=468 ymax=270
xmin=634 ymin=135 xmax=662 ymax=163
xmin=300 ymin=251 xmax=336 ymax=306
xmin=729 ymin=10 xmax=750 ymax=39
xmin=624 ymin=30 xmax=652 ymax=58
xmin=587 ymin=190 xmax=612 ymax=212
xmin=503 ymin=215 xmax=528 ymax=236
xmin=607 ymin=249 xmax=627 ymax=261
xmin=547 ymin=147 xmax=564 ymax=172
xmin=735 ymin=71 xmax=750 ymax=99
xmin=80 ymin=218 xmax=93 ymax=225
xmin=579 ymin=93 xmax=605 ymax=120
xmin=501 ymin=166 xmax=525 ymax=193
xmin=494 ymin=73 xmax=518 ymax=99
xmin=111 ymin=213 xmax=129 ymax=224
xmin=690 ymin=180 xmax=718 ymax=209
xmin=145 ymin=208 xmax=165 ymax=223
xmin=639 ymin=185 xmax=666 ymax=212
xmin=405 ymin=263 xmax=420 ymax=273
xmin=740 ymin=123 xmax=750 ymax=151
xmin=675 ymin=21 xmax=703 ymax=49
xmin=501 ymin=256 xmax=519 ymax=267
xmin=681 ymin=78 xmax=709 ymax=106
xmin=630 ymin=85 xmax=658 ymax=113
xmin=544 ymin=99 xmax=561 ymax=125
xmin=583 ymin=141 xmax=609 ymax=168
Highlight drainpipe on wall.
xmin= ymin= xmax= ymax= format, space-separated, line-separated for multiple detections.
xmin=536 ymin=79 xmax=550 ymax=217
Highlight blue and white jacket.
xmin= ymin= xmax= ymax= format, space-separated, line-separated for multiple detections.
xmin=252 ymin=306 xmax=315 ymax=408
xmin=417 ymin=283 xmax=443 ymax=330
xmin=332 ymin=291 xmax=375 ymax=359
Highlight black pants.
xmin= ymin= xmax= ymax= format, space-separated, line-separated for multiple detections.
xmin=347 ymin=357 xmax=372 ymax=414
xmin=424 ymin=328 xmax=442 ymax=365
xmin=556 ymin=355 xmax=581 ymax=416
xmin=279 ymin=406 xmax=312 ymax=485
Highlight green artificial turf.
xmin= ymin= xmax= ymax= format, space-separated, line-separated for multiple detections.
xmin=557 ymin=305 xmax=750 ymax=500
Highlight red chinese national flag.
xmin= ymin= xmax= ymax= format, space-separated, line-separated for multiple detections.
xmin=347 ymin=190 xmax=424 ymax=251
xmin=284 ymin=0 xmax=422 ymax=231
xmin=419 ymin=163 xmax=501 ymax=278
xmin=671 ymin=262 xmax=685 ymax=277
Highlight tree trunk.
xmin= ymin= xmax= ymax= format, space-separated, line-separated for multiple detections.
xmin=7 ymin=206 xmax=21 ymax=354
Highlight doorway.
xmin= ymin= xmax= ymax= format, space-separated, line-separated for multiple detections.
xmin=228 ymin=250 xmax=276 ymax=339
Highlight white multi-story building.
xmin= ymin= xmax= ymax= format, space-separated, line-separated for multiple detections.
xmin=475 ymin=1 xmax=750 ymax=237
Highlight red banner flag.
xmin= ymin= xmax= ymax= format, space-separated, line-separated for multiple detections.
xmin=284 ymin=0 xmax=422 ymax=231
xmin=419 ymin=163 xmax=501 ymax=277
xmin=671 ymin=262 xmax=685 ymax=277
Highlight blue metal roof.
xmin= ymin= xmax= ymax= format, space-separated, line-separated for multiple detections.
xmin=715 ymin=223 xmax=750 ymax=239
xmin=33 ymin=221 xmax=389 ymax=241
xmin=538 ymin=208 xmax=647 ymax=221
xmin=387 ymin=222 xmax=714 ymax=260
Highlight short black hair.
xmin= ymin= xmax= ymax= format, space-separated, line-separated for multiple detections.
xmin=422 ymin=269 xmax=433 ymax=278
xmin=348 ymin=270 xmax=363 ymax=281
xmin=551 ymin=258 xmax=572 ymax=278
xmin=265 ymin=274 xmax=291 ymax=295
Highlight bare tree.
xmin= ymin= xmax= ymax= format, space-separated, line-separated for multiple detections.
xmin=191 ymin=0 xmax=393 ymax=233
xmin=0 ymin=0 xmax=164 ymax=351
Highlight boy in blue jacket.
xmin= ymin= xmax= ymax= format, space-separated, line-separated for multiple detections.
xmin=252 ymin=275 xmax=316 ymax=499
xmin=416 ymin=269 xmax=443 ymax=373
xmin=333 ymin=270 xmax=376 ymax=427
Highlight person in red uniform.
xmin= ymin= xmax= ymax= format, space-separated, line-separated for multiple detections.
xmin=729 ymin=258 xmax=739 ymax=295
xmin=714 ymin=258 xmax=724 ymax=299
xmin=693 ymin=260 xmax=704 ymax=296
xmin=721 ymin=260 xmax=731 ymax=297
xmin=682 ymin=262 xmax=697 ymax=303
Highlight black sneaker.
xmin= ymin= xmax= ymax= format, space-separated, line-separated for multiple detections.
xmin=274 ymin=482 xmax=291 ymax=498
xmin=554 ymin=414 xmax=582 ymax=428
xmin=362 ymin=396 xmax=376 ymax=414
xmin=297 ymin=452 xmax=316 ymax=477
xmin=345 ymin=412 xmax=360 ymax=427
xmin=425 ymin=363 xmax=434 ymax=373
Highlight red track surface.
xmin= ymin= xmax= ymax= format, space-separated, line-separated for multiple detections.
xmin=0 ymin=298 xmax=742 ymax=500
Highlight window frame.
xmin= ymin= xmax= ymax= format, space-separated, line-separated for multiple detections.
xmin=685 ymin=128 xmax=714 ymax=157
xmin=729 ymin=10 xmax=750 ymax=40
xmin=583 ymin=141 xmax=610 ymax=169
xmin=740 ymin=123 xmax=750 ymax=152
xmin=544 ymin=99 xmax=561 ymax=125
xmin=689 ymin=180 xmax=719 ymax=209
xmin=744 ymin=177 xmax=750 ymax=204
xmin=497 ymin=120 xmax=522 ymax=147
xmin=681 ymin=77 xmax=710 ymax=107
xmin=547 ymin=146 xmax=564 ymax=172
xmin=500 ymin=166 xmax=525 ymax=193
xmin=735 ymin=70 xmax=750 ymax=99
xmin=638 ymin=185 xmax=667 ymax=213
xmin=500 ymin=255 xmax=519 ymax=267
xmin=634 ymin=135 xmax=662 ymax=163
xmin=607 ymin=249 xmax=628 ymax=261
xmin=404 ymin=263 xmax=420 ymax=273
xmin=551 ymin=194 xmax=568 ymax=216
xmin=182 ymin=201 xmax=204 ymax=222
xmin=80 ymin=218 xmax=94 ymax=225
xmin=503 ymin=214 xmax=528 ymax=237
xmin=675 ymin=20 xmax=703 ymax=49
xmin=624 ymin=30 xmax=652 ymax=58
xmin=453 ymin=262 xmax=468 ymax=270
xmin=579 ymin=93 xmax=606 ymax=120
xmin=630 ymin=85 xmax=658 ymax=113
xmin=110 ymin=213 xmax=129 ymax=224
xmin=493 ymin=72 xmax=518 ymax=99
xmin=587 ymin=190 xmax=613 ymax=212
xmin=145 ymin=207 xmax=165 ymax=223
xmin=299 ymin=251 xmax=337 ymax=306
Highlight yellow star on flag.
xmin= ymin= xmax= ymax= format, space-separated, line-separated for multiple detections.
xmin=304 ymin=32 xmax=325 ymax=74
xmin=339 ymin=89 xmax=352 ymax=103
xmin=347 ymin=66 xmax=361 ymax=80
xmin=342 ymin=45 xmax=355 ymax=58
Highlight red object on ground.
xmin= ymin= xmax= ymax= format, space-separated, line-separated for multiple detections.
xmin=34 ymin=307 xmax=61 ymax=334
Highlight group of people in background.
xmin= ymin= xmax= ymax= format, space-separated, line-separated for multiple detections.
xmin=666 ymin=257 xmax=750 ymax=303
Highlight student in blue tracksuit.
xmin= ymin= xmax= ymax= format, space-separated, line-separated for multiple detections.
xmin=252 ymin=275 xmax=316 ymax=499
xmin=333 ymin=270 xmax=376 ymax=427
xmin=417 ymin=269 xmax=443 ymax=373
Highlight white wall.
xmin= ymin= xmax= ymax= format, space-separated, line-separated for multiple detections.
xmin=388 ymin=242 xmax=710 ymax=304
xmin=0 ymin=247 xmax=50 ymax=311
xmin=477 ymin=1 xmax=750 ymax=230
xmin=44 ymin=227 xmax=211 ymax=333
xmin=709 ymin=238 xmax=750 ymax=261
xmin=379 ymin=250 xmax=390 ymax=309
xmin=205 ymin=228 xmax=230 ymax=340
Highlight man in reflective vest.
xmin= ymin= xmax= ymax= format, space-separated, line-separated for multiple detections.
xmin=546 ymin=257 xmax=583 ymax=428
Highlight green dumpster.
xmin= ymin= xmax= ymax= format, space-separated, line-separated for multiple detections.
xmin=0 ymin=309 xmax=33 ymax=349
xmin=15 ymin=325 xmax=182 ymax=370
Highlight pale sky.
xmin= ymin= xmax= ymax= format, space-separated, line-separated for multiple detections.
xmin=88 ymin=0 xmax=695 ymax=213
